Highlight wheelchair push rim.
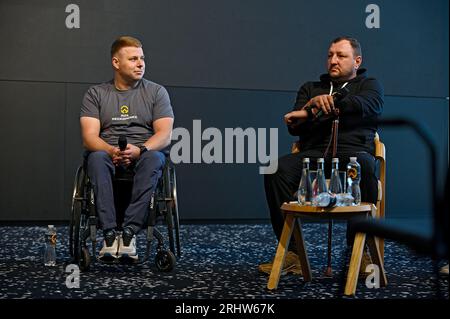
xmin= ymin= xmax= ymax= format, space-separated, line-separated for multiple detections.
xmin=170 ymin=164 xmax=181 ymax=257
xmin=69 ymin=165 xmax=84 ymax=258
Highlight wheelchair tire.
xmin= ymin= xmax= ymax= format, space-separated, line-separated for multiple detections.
xmin=155 ymin=250 xmax=176 ymax=272
xmin=69 ymin=166 xmax=85 ymax=257
xmin=72 ymin=199 xmax=89 ymax=269
xmin=79 ymin=247 xmax=91 ymax=272
xmin=169 ymin=165 xmax=181 ymax=257
xmin=163 ymin=164 xmax=176 ymax=255
xmin=71 ymin=200 xmax=82 ymax=260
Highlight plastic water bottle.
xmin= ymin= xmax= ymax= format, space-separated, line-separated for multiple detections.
xmin=297 ymin=158 xmax=312 ymax=205
xmin=44 ymin=225 xmax=57 ymax=267
xmin=329 ymin=158 xmax=343 ymax=194
xmin=315 ymin=192 xmax=355 ymax=207
xmin=312 ymin=158 xmax=328 ymax=206
xmin=346 ymin=157 xmax=361 ymax=205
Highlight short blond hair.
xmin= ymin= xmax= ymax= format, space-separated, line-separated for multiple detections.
xmin=111 ymin=36 xmax=142 ymax=57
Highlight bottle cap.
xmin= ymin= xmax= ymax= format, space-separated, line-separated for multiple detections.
xmin=332 ymin=158 xmax=339 ymax=163
xmin=317 ymin=158 xmax=324 ymax=163
xmin=302 ymin=157 xmax=310 ymax=163
xmin=349 ymin=157 xmax=357 ymax=162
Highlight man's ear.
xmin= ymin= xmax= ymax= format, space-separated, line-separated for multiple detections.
xmin=355 ymin=56 xmax=362 ymax=69
xmin=112 ymin=56 xmax=119 ymax=70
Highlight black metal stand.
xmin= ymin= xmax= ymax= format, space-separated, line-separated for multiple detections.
xmin=347 ymin=117 xmax=448 ymax=298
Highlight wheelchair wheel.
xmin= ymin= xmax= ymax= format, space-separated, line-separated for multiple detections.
xmin=170 ymin=164 xmax=181 ymax=257
xmin=164 ymin=162 xmax=181 ymax=257
xmin=69 ymin=166 xmax=85 ymax=257
xmin=155 ymin=249 xmax=176 ymax=272
xmin=163 ymin=164 xmax=176 ymax=255
xmin=73 ymin=209 xmax=92 ymax=271
xmin=71 ymin=200 xmax=83 ymax=262
xmin=79 ymin=247 xmax=91 ymax=272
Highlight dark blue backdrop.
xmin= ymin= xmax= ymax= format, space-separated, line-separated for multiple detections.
xmin=0 ymin=0 xmax=448 ymax=222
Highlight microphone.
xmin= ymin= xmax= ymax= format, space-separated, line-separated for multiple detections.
xmin=118 ymin=135 xmax=127 ymax=151
xmin=313 ymin=86 xmax=350 ymax=120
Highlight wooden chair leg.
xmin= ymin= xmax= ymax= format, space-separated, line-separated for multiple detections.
xmin=292 ymin=218 xmax=312 ymax=282
xmin=366 ymin=235 xmax=387 ymax=287
xmin=379 ymin=237 xmax=385 ymax=264
xmin=267 ymin=214 xmax=295 ymax=290
xmin=344 ymin=232 xmax=366 ymax=296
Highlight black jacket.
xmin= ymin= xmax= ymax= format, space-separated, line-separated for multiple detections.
xmin=288 ymin=68 xmax=384 ymax=154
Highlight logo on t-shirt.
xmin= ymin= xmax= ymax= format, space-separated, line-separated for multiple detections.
xmin=120 ymin=105 xmax=129 ymax=114
xmin=112 ymin=104 xmax=137 ymax=122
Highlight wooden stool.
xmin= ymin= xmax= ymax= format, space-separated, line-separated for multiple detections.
xmin=267 ymin=202 xmax=387 ymax=296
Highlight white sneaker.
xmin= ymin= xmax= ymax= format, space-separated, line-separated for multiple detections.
xmin=118 ymin=233 xmax=138 ymax=261
xmin=99 ymin=236 xmax=119 ymax=260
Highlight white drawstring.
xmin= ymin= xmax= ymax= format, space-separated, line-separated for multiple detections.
xmin=329 ymin=81 xmax=348 ymax=96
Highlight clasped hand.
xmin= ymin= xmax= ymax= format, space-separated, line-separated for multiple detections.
xmin=111 ymin=144 xmax=140 ymax=167
xmin=284 ymin=94 xmax=339 ymax=125
xmin=308 ymin=94 xmax=339 ymax=117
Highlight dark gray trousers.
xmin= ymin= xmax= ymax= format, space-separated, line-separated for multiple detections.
xmin=86 ymin=150 xmax=165 ymax=233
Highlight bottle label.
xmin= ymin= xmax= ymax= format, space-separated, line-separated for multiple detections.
xmin=48 ymin=234 xmax=56 ymax=247
xmin=347 ymin=167 xmax=358 ymax=180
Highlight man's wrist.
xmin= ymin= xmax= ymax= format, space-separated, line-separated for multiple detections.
xmin=305 ymin=106 xmax=315 ymax=120
xmin=108 ymin=145 xmax=116 ymax=157
xmin=139 ymin=144 xmax=149 ymax=155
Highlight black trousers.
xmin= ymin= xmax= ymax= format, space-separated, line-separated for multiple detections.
xmin=264 ymin=150 xmax=378 ymax=246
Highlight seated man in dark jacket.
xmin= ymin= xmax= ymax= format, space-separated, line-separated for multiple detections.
xmin=259 ymin=36 xmax=384 ymax=275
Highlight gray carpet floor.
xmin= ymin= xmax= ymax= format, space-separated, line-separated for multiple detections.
xmin=0 ymin=223 xmax=448 ymax=300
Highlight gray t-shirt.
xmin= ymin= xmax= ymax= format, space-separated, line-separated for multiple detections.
xmin=80 ymin=78 xmax=174 ymax=146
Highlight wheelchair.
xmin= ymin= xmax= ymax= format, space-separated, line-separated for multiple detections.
xmin=69 ymin=156 xmax=180 ymax=272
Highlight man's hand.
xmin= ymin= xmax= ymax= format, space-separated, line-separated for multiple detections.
xmin=110 ymin=146 xmax=123 ymax=166
xmin=308 ymin=94 xmax=335 ymax=116
xmin=114 ymin=144 xmax=140 ymax=167
xmin=284 ymin=110 xmax=307 ymax=125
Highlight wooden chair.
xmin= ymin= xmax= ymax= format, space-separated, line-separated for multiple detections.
xmin=267 ymin=133 xmax=387 ymax=296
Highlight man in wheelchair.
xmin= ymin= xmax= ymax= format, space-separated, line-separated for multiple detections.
xmin=80 ymin=36 xmax=174 ymax=261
